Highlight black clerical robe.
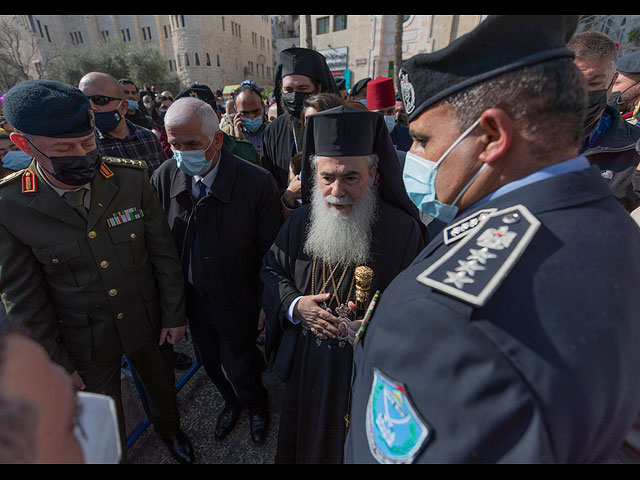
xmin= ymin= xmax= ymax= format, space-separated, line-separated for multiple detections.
xmin=261 ymin=200 xmax=425 ymax=464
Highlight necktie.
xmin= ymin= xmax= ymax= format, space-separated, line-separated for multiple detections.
xmin=64 ymin=188 xmax=88 ymax=221
xmin=190 ymin=181 xmax=207 ymax=294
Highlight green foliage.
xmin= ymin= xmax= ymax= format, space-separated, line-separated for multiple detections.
xmin=629 ymin=27 xmax=640 ymax=45
xmin=46 ymin=39 xmax=179 ymax=92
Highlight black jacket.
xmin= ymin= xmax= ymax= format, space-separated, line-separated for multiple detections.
xmin=150 ymin=147 xmax=283 ymax=354
xmin=583 ymin=105 xmax=640 ymax=212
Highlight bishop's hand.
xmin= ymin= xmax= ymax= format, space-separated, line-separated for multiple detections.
xmin=294 ymin=293 xmax=340 ymax=339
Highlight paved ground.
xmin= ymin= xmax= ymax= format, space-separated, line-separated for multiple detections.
xmin=121 ymin=332 xmax=284 ymax=464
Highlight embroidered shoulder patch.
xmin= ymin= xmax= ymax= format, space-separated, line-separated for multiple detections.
xmin=417 ymin=205 xmax=540 ymax=307
xmin=366 ymin=368 xmax=431 ymax=464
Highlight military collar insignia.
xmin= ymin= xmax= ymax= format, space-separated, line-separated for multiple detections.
xmin=21 ymin=168 xmax=38 ymax=193
xmin=417 ymin=205 xmax=540 ymax=307
xmin=99 ymin=162 xmax=114 ymax=179
xmin=366 ymin=368 xmax=431 ymax=463
xmin=443 ymin=208 xmax=498 ymax=245
xmin=88 ymin=109 xmax=95 ymax=129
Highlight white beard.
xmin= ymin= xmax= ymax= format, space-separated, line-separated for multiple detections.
xmin=303 ymin=179 xmax=378 ymax=266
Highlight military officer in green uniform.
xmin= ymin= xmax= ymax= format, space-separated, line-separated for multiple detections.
xmin=0 ymin=79 xmax=195 ymax=464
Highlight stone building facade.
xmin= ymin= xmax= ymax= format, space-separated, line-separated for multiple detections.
xmin=7 ymin=14 xmax=274 ymax=92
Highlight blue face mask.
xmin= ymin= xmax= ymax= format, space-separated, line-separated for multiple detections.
xmin=243 ymin=116 xmax=264 ymax=133
xmin=173 ymin=135 xmax=216 ymax=177
xmin=402 ymin=117 xmax=485 ymax=223
xmin=127 ymin=99 xmax=139 ymax=110
xmin=2 ymin=150 xmax=33 ymax=170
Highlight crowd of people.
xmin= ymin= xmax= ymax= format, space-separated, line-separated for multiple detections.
xmin=1 ymin=14 xmax=640 ymax=464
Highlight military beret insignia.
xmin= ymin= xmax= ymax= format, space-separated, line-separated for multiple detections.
xmin=366 ymin=368 xmax=431 ymax=463
xmin=417 ymin=205 xmax=540 ymax=307
xmin=398 ymin=69 xmax=416 ymax=115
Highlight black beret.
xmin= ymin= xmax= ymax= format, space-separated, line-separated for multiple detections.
xmin=617 ymin=51 xmax=640 ymax=74
xmin=3 ymin=79 xmax=95 ymax=138
xmin=399 ymin=15 xmax=579 ymax=122
xmin=349 ymin=77 xmax=371 ymax=96
xmin=175 ymin=83 xmax=218 ymax=110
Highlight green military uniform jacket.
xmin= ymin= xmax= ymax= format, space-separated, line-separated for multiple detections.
xmin=223 ymin=132 xmax=261 ymax=166
xmin=0 ymin=157 xmax=187 ymax=373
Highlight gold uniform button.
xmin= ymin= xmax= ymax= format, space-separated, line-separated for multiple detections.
xmin=117 ymin=313 xmax=124 ymax=319
xmin=108 ymin=289 xmax=117 ymax=297
xmin=51 ymin=258 xmax=60 ymax=264
xmin=130 ymin=233 xmax=136 ymax=239
xmin=100 ymin=260 xmax=109 ymax=269
xmin=88 ymin=231 xmax=97 ymax=239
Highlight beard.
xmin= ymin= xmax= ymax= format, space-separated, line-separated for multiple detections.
xmin=303 ymin=177 xmax=379 ymax=266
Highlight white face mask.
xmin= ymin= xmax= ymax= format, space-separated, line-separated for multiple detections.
xmin=73 ymin=392 xmax=121 ymax=464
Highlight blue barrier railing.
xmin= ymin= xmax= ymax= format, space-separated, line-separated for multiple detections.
xmin=122 ymin=339 xmax=202 ymax=450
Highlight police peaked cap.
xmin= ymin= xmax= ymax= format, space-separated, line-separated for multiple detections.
xmin=3 ymin=79 xmax=95 ymax=138
xmin=617 ymin=51 xmax=640 ymax=74
xmin=399 ymin=15 xmax=579 ymax=123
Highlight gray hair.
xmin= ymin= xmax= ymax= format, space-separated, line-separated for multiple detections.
xmin=164 ymin=97 xmax=220 ymax=141
xmin=440 ymin=58 xmax=587 ymax=159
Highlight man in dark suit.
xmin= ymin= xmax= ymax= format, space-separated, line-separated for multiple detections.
xmin=345 ymin=15 xmax=640 ymax=463
xmin=0 ymin=79 xmax=194 ymax=463
xmin=150 ymin=96 xmax=283 ymax=444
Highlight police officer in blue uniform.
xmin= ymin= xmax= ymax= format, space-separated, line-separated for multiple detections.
xmin=344 ymin=15 xmax=640 ymax=463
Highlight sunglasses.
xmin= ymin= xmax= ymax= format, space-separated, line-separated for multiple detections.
xmin=86 ymin=94 xmax=124 ymax=106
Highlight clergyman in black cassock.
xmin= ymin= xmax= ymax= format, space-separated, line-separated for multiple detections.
xmin=261 ymin=106 xmax=426 ymax=463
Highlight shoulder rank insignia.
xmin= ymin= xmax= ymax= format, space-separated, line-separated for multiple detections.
xmin=99 ymin=162 xmax=114 ymax=178
xmin=21 ymin=168 xmax=38 ymax=193
xmin=0 ymin=169 xmax=25 ymax=187
xmin=366 ymin=368 xmax=431 ymax=463
xmin=417 ymin=205 xmax=540 ymax=307
xmin=101 ymin=156 xmax=147 ymax=169
xmin=443 ymin=208 xmax=497 ymax=245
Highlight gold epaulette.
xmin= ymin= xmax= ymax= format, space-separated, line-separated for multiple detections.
xmin=101 ymin=156 xmax=147 ymax=169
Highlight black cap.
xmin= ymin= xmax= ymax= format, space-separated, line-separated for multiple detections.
xmin=3 ymin=79 xmax=95 ymax=138
xmin=349 ymin=77 xmax=371 ymax=96
xmin=618 ymin=51 xmax=640 ymax=74
xmin=399 ymin=15 xmax=578 ymax=122
xmin=175 ymin=83 xmax=218 ymax=110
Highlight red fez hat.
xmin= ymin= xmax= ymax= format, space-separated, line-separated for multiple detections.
xmin=366 ymin=75 xmax=395 ymax=111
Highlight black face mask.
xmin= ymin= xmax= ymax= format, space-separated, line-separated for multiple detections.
xmin=34 ymin=146 xmax=102 ymax=186
xmin=282 ymin=91 xmax=313 ymax=118
xmin=584 ymin=88 xmax=609 ymax=130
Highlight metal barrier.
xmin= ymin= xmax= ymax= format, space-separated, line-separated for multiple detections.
xmin=122 ymin=339 xmax=202 ymax=450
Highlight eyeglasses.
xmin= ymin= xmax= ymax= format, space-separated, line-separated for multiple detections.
xmin=86 ymin=94 xmax=124 ymax=106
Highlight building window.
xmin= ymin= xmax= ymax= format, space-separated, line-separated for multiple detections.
xmin=185 ymin=53 xmax=190 ymax=66
xmin=216 ymin=54 xmax=220 ymax=67
xmin=195 ymin=52 xmax=200 ymax=66
xmin=221 ymin=16 xmax=225 ymax=31
xmin=206 ymin=52 xmax=211 ymax=66
xmin=317 ymin=16 xmax=330 ymax=35
xmin=177 ymin=54 xmax=181 ymax=67
xmin=164 ymin=25 xmax=170 ymax=38
xmin=44 ymin=25 xmax=51 ymax=42
xmin=168 ymin=60 xmax=173 ymax=71
xmin=142 ymin=26 xmax=151 ymax=41
xmin=70 ymin=31 xmax=83 ymax=45
xmin=36 ymin=20 xmax=43 ymax=37
xmin=252 ymin=32 xmax=257 ymax=46
xmin=28 ymin=15 xmax=35 ymax=32
xmin=334 ymin=15 xmax=347 ymax=31
xmin=101 ymin=30 xmax=109 ymax=41
xmin=121 ymin=28 xmax=131 ymax=42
